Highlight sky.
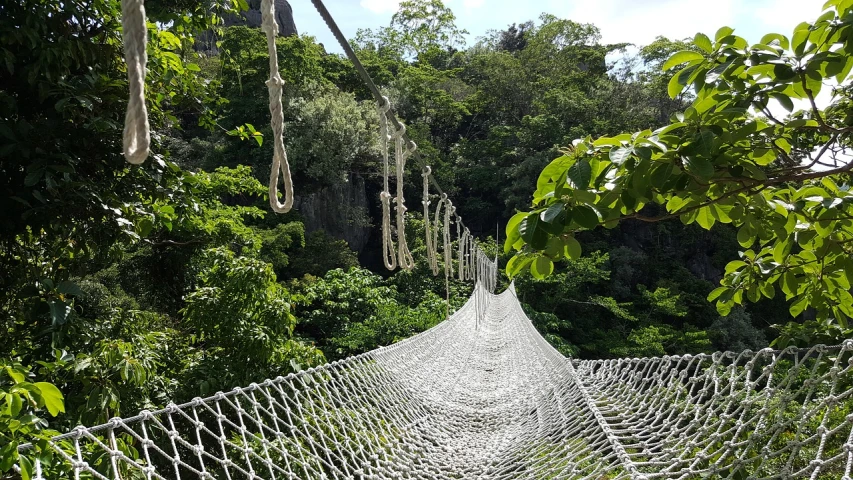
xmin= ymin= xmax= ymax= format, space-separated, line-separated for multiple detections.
xmin=290 ymin=0 xmax=827 ymax=53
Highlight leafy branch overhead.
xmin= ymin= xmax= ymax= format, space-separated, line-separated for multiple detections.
xmin=506 ymin=0 xmax=853 ymax=335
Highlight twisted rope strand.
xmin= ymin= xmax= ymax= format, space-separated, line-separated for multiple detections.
xmin=423 ymin=167 xmax=440 ymax=276
xmin=444 ymin=201 xmax=454 ymax=280
xmin=431 ymin=194 xmax=447 ymax=276
xmin=457 ymin=225 xmax=466 ymax=282
xmin=378 ymin=97 xmax=397 ymax=270
xmin=262 ymin=0 xmax=295 ymax=214
xmin=394 ymin=129 xmax=416 ymax=271
xmin=121 ymin=0 xmax=150 ymax=165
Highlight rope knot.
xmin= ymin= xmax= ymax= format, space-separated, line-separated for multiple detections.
xmin=378 ymin=96 xmax=391 ymax=114
xmin=391 ymin=123 xmax=406 ymax=139
xmin=266 ymin=75 xmax=284 ymax=87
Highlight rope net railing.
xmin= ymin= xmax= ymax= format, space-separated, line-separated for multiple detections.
xmin=19 ymin=283 xmax=853 ymax=479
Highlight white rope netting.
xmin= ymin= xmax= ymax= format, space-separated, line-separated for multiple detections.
xmin=21 ymin=284 xmax=853 ymax=479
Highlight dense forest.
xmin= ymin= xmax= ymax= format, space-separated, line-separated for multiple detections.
xmin=2 ymin=0 xmax=853 ymax=472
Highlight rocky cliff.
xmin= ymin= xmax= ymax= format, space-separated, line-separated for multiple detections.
xmin=196 ymin=0 xmax=297 ymax=53
xmin=225 ymin=0 xmax=298 ymax=37
xmin=293 ymin=174 xmax=373 ymax=253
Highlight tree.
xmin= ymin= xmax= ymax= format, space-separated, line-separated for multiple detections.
xmin=355 ymin=0 xmax=467 ymax=60
xmin=505 ymin=1 xmax=853 ymax=345
xmin=390 ymin=0 xmax=467 ymax=58
xmin=0 ymin=0 xmax=241 ymax=334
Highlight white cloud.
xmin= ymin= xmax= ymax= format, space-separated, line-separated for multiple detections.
xmin=753 ymin=0 xmax=825 ymax=36
xmin=545 ymin=0 xmax=738 ymax=46
xmin=360 ymin=0 xmax=401 ymax=14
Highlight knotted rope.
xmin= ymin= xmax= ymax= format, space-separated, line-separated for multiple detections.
xmin=431 ymin=194 xmax=447 ymax=276
xmin=378 ymin=97 xmax=397 ymax=270
xmin=466 ymin=233 xmax=475 ymax=281
xmin=262 ymin=0 xmax=295 ymax=213
xmin=393 ymin=125 xmax=416 ymax=271
xmin=423 ymin=167 xmax=440 ymax=276
xmin=444 ymin=200 xmax=454 ymax=280
xmin=121 ymin=0 xmax=150 ymax=165
xmin=457 ymin=223 xmax=466 ymax=282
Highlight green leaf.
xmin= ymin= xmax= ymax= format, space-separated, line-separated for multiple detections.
xmin=34 ymin=382 xmax=64 ymax=416
xmin=608 ymin=147 xmax=633 ymax=166
xmin=668 ymin=69 xmax=685 ymax=98
xmin=781 ymin=271 xmax=799 ymax=297
xmin=506 ymin=255 xmax=533 ymax=278
xmin=531 ymin=257 xmax=554 ymax=280
xmin=760 ymin=33 xmax=790 ymax=50
xmin=684 ymin=157 xmax=714 ymax=180
xmin=715 ymin=26 xmax=734 ymax=42
xmin=716 ymin=300 xmax=734 ymax=316
xmin=692 ymin=130 xmax=716 ymax=157
xmin=56 ymin=280 xmax=83 ymax=297
xmin=695 ymin=207 xmax=716 ymax=229
xmin=48 ymin=300 xmax=71 ymax=326
xmin=567 ymin=159 xmax=592 ymax=188
xmin=505 ymin=212 xmax=527 ymax=252
xmin=792 ymin=22 xmax=810 ymax=56
xmin=538 ymin=155 xmax=575 ymax=191
xmin=649 ymin=162 xmax=673 ymax=188
xmin=737 ymin=226 xmax=754 ymax=247
xmin=519 ymin=214 xmax=548 ymax=250
xmin=572 ymin=206 xmax=599 ymax=229
xmin=773 ymin=237 xmax=793 ymax=263
xmin=663 ymin=51 xmax=704 ymax=71
xmin=707 ymin=286 xmax=728 ymax=301
xmin=694 ymin=33 xmax=713 ymax=53
xmin=19 ymin=455 xmax=32 ymax=480
xmin=771 ymin=93 xmax=794 ymax=112
xmin=789 ymin=295 xmax=808 ymax=317
xmin=565 ymin=236 xmax=582 ymax=260
xmin=541 ymin=203 xmax=565 ymax=224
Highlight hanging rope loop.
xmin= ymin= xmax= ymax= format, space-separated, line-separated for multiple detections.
xmin=121 ymin=0 xmax=150 ymax=165
xmin=262 ymin=0 xmax=295 ymax=213
xmin=423 ymin=167 xmax=440 ymax=276
xmin=378 ymin=98 xmax=397 ymax=270
xmin=392 ymin=123 xmax=414 ymax=270
xmin=444 ymin=200 xmax=454 ymax=279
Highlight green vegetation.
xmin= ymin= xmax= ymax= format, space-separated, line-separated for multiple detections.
xmin=1 ymin=0 xmax=851 ymax=474
xmin=507 ymin=0 xmax=853 ymax=349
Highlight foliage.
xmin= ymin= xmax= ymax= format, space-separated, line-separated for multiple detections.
xmin=182 ymin=247 xmax=324 ymax=390
xmin=0 ymin=360 xmax=65 ymax=476
xmin=5 ymin=0 xmax=850 ymax=472
xmin=355 ymin=0 xmax=467 ymax=60
xmin=280 ymin=230 xmax=360 ymax=279
xmin=391 ymin=0 xmax=468 ymax=57
xmin=295 ymin=268 xmax=446 ymax=359
xmin=506 ymin=2 xmax=853 ymax=346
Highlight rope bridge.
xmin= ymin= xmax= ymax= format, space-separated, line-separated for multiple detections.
xmin=21 ymin=283 xmax=853 ymax=479
xmin=66 ymin=1 xmax=853 ymax=478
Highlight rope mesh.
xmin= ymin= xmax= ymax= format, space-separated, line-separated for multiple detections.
xmin=23 ymin=284 xmax=853 ymax=479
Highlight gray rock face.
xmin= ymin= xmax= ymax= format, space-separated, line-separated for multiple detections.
xmin=293 ymin=174 xmax=372 ymax=253
xmin=225 ymin=0 xmax=298 ymax=37
xmin=196 ymin=0 xmax=297 ymax=53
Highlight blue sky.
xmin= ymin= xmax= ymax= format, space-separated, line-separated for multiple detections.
xmin=291 ymin=0 xmax=826 ymax=53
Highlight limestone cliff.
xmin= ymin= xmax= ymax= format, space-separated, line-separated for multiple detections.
xmin=293 ymin=174 xmax=373 ymax=254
